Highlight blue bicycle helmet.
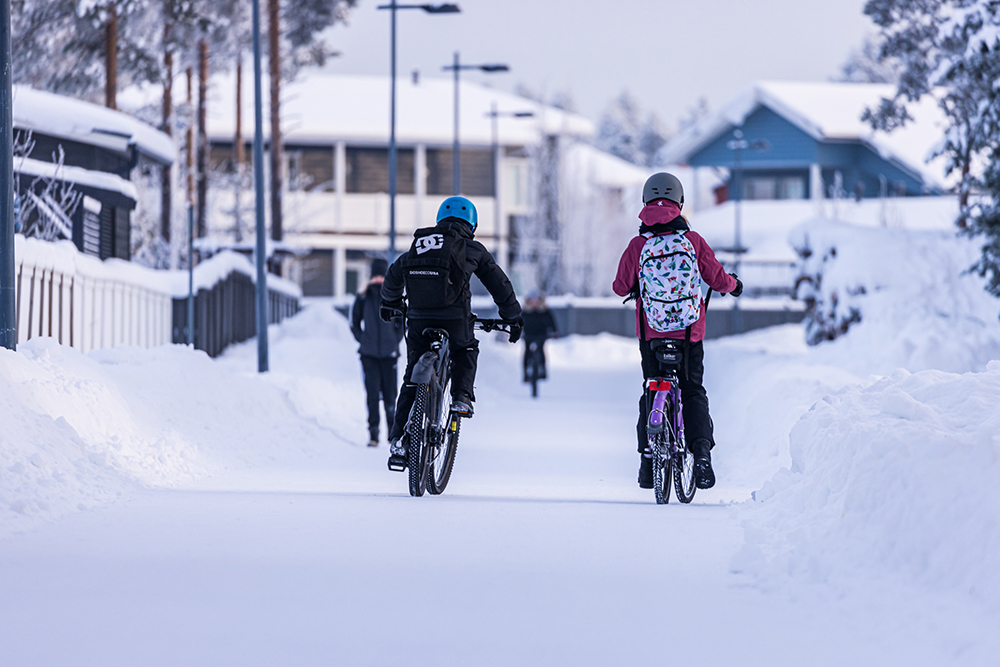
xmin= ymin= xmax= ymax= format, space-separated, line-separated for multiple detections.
xmin=436 ymin=196 xmax=478 ymax=233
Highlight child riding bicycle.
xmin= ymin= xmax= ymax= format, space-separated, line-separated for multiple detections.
xmin=521 ymin=290 xmax=558 ymax=382
xmin=612 ymin=173 xmax=743 ymax=490
xmin=380 ymin=196 xmax=523 ymax=468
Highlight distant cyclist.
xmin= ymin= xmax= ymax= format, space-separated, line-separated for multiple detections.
xmin=612 ymin=173 xmax=742 ymax=490
xmin=380 ymin=196 xmax=523 ymax=465
xmin=521 ymin=290 xmax=558 ymax=382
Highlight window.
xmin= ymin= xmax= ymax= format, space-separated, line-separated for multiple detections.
xmin=741 ymin=173 xmax=807 ymax=200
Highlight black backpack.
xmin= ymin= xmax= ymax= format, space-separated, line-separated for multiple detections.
xmin=401 ymin=226 xmax=468 ymax=309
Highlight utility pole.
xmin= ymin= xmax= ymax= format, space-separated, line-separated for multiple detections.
xmin=104 ymin=3 xmax=118 ymax=110
xmin=0 ymin=0 xmax=15 ymax=350
xmin=161 ymin=24 xmax=173 ymax=243
xmin=252 ymin=0 xmax=270 ymax=372
xmin=197 ymin=39 xmax=208 ymax=238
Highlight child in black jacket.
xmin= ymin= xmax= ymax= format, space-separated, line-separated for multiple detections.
xmin=380 ymin=196 xmax=522 ymax=465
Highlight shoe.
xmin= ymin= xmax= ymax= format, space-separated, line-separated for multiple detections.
xmin=638 ymin=449 xmax=653 ymax=489
xmin=367 ymin=439 xmax=379 ymax=448
xmin=387 ymin=437 xmax=407 ymax=472
xmin=694 ymin=457 xmax=716 ymax=489
xmin=451 ymin=392 xmax=474 ymax=418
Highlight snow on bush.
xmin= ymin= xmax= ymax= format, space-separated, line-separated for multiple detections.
xmin=791 ymin=219 xmax=1000 ymax=373
xmin=735 ymin=361 xmax=1000 ymax=620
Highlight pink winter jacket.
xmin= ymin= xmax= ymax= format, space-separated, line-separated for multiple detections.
xmin=612 ymin=201 xmax=737 ymax=342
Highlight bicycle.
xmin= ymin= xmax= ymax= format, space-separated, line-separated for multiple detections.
xmin=524 ymin=340 xmax=544 ymax=398
xmin=389 ymin=315 xmax=517 ymax=497
xmin=645 ymin=338 xmax=697 ymax=504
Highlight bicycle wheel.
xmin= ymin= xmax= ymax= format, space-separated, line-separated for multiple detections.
xmin=427 ymin=377 xmax=459 ymax=495
xmin=673 ymin=446 xmax=696 ymax=503
xmin=651 ymin=433 xmax=671 ymax=504
xmin=407 ymin=384 xmax=430 ymax=497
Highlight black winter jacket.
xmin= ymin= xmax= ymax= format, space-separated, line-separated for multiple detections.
xmin=522 ymin=308 xmax=558 ymax=341
xmin=381 ymin=220 xmax=522 ymax=321
xmin=351 ymin=281 xmax=404 ymax=358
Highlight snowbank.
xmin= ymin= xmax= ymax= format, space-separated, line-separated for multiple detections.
xmin=735 ymin=361 xmax=1000 ymax=629
xmin=0 ymin=305 xmax=359 ymax=537
xmin=792 ymin=219 xmax=1000 ymax=373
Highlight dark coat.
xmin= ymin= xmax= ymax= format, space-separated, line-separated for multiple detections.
xmin=381 ymin=219 xmax=522 ymax=321
xmin=522 ymin=308 xmax=558 ymax=341
xmin=351 ymin=281 xmax=404 ymax=358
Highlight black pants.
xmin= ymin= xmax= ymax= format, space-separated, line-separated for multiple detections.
xmin=636 ymin=339 xmax=714 ymax=457
xmin=389 ymin=317 xmax=479 ymax=441
xmin=360 ymin=355 xmax=398 ymax=441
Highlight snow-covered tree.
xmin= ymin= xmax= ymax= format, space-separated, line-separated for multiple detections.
xmin=596 ymin=91 xmax=669 ymax=168
xmin=836 ymin=34 xmax=902 ymax=83
xmin=862 ymin=0 xmax=1000 ymax=301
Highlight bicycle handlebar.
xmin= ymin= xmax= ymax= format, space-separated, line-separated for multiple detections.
xmin=473 ymin=317 xmax=518 ymax=333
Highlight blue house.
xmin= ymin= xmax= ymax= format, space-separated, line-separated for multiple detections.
xmin=661 ymin=82 xmax=948 ymax=205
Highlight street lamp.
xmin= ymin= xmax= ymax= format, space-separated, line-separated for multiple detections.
xmin=377 ymin=2 xmax=461 ymax=257
xmin=725 ymin=128 xmax=770 ymax=334
xmin=485 ymin=103 xmax=533 ymax=260
xmin=442 ymin=53 xmax=508 ymax=195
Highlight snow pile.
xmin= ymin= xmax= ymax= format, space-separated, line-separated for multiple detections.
xmin=0 ymin=305 xmax=363 ymax=536
xmin=792 ymin=218 xmax=1000 ymax=373
xmin=735 ymin=362 xmax=1000 ymax=618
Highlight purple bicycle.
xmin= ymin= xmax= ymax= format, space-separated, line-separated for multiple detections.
xmin=646 ymin=339 xmax=696 ymax=504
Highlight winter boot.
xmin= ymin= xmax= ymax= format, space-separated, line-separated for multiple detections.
xmin=451 ymin=391 xmax=474 ymax=418
xmin=638 ymin=447 xmax=654 ymax=489
xmin=690 ymin=438 xmax=715 ymax=489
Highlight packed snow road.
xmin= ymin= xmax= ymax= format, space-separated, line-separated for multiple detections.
xmin=0 ymin=306 xmax=993 ymax=666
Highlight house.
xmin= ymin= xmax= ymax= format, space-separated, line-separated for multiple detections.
xmin=13 ymin=86 xmax=176 ymax=261
xmin=203 ymin=71 xmax=599 ymax=296
xmin=661 ymin=81 xmax=951 ymax=209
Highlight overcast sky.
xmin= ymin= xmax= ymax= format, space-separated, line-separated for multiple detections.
xmin=319 ymin=0 xmax=875 ymax=131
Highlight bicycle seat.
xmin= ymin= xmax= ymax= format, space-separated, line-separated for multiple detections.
xmin=650 ymin=339 xmax=683 ymax=369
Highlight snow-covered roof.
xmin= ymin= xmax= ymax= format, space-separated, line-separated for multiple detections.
xmin=660 ymin=81 xmax=952 ymax=189
xmin=199 ymin=71 xmax=595 ymax=147
xmin=561 ymin=142 xmax=648 ymax=189
xmin=13 ymin=86 xmax=176 ymax=165
xmin=15 ymin=155 xmax=139 ymax=201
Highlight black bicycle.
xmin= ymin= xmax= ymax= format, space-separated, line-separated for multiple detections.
xmin=392 ymin=316 xmax=517 ymax=497
xmin=524 ymin=340 xmax=544 ymax=398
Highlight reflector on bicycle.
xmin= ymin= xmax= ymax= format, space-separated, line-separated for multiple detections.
xmin=648 ymin=379 xmax=671 ymax=391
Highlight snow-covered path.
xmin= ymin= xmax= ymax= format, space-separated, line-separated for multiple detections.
xmin=0 ymin=306 xmax=993 ymax=666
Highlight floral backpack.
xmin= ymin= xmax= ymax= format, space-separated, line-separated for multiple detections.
xmin=638 ymin=231 xmax=702 ymax=333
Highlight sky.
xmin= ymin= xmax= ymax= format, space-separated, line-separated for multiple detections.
xmin=319 ymin=0 xmax=875 ymax=131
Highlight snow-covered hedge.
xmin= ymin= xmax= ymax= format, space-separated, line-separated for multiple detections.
xmin=790 ymin=219 xmax=1000 ymax=370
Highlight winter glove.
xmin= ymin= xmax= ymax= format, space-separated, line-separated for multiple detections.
xmin=729 ymin=273 xmax=744 ymax=298
xmin=508 ymin=317 xmax=524 ymax=344
xmin=380 ymin=301 xmax=404 ymax=322
xmin=623 ymin=283 xmax=640 ymax=303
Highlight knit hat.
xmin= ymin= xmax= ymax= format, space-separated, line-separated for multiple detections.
xmin=370 ymin=257 xmax=388 ymax=277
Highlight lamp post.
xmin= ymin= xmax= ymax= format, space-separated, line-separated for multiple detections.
xmin=442 ymin=54 xmax=508 ymax=195
xmin=0 ymin=0 xmax=15 ymax=351
xmin=486 ymin=103 xmax=533 ymax=260
xmin=377 ymin=3 xmax=460 ymax=257
xmin=725 ymin=128 xmax=769 ymax=335
xmin=251 ymin=0 xmax=269 ymax=372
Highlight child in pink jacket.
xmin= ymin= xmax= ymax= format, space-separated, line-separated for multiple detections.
xmin=613 ymin=172 xmax=742 ymax=490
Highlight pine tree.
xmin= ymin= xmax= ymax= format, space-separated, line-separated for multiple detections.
xmin=597 ymin=91 xmax=669 ymax=167
xmin=863 ymin=0 xmax=1000 ymax=300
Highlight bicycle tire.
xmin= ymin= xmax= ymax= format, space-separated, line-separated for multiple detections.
xmin=652 ymin=433 xmax=671 ymax=505
xmin=427 ymin=375 xmax=457 ymax=495
xmin=428 ymin=413 xmax=460 ymax=494
xmin=407 ymin=384 xmax=429 ymax=497
xmin=673 ymin=447 xmax=696 ymax=503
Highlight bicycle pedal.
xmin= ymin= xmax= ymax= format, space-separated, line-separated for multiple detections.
xmin=387 ymin=455 xmax=407 ymax=472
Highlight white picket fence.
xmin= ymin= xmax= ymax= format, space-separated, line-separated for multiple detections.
xmin=14 ymin=235 xmax=173 ymax=352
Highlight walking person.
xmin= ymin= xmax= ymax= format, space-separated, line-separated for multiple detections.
xmin=613 ymin=173 xmax=743 ymax=490
xmin=351 ymin=258 xmax=404 ymax=447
